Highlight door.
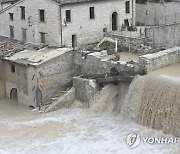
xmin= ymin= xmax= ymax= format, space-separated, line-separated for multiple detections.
xmin=36 ymin=87 xmax=42 ymax=107
xmin=72 ymin=34 xmax=77 ymax=49
xmin=22 ymin=28 xmax=27 ymax=42
xmin=10 ymin=88 xmax=18 ymax=100
xmin=9 ymin=26 xmax=14 ymax=39
xmin=112 ymin=12 xmax=118 ymax=31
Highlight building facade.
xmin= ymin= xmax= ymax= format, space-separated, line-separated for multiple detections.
xmin=2 ymin=48 xmax=73 ymax=107
xmin=0 ymin=0 xmax=135 ymax=47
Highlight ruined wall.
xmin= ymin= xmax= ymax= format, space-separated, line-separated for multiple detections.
xmin=145 ymin=23 xmax=180 ymax=48
xmin=139 ymin=47 xmax=180 ymax=72
xmin=73 ymin=77 xmax=97 ymax=106
xmin=37 ymin=51 xmax=74 ymax=103
xmin=61 ymin=0 xmax=135 ymax=47
xmin=0 ymin=0 xmax=61 ymax=46
xmin=74 ymin=52 xmax=139 ymax=76
xmin=136 ymin=2 xmax=180 ymax=26
xmin=105 ymin=33 xmax=151 ymax=53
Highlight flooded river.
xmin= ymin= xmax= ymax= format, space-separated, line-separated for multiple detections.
xmin=0 ymin=63 xmax=180 ymax=154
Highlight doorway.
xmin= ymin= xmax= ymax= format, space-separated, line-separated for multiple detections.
xmin=36 ymin=87 xmax=42 ymax=107
xmin=22 ymin=28 xmax=27 ymax=42
xmin=112 ymin=12 xmax=118 ymax=31
xmin=10 ymin=88 xmax=18 ymax=100
xmin=72 ymin=34 xmax=77 ymax=49
xmin=124 ymin=19 xmax=129 ymax=27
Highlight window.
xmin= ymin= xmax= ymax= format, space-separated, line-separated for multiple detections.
xmin=39 ymin=9 xmax=45 ymax=22
xmin=9 ymin=25 xmax=14 ymax=38
xmin=11 ymin=64 xmax=15 ymax=73
xmin=125 ymin=1 xmax=130 ymax=13
xmin=22 ymin=28 xmax=27 ymax=42
xmin=103 ymin=28 xmax=107 ymax=33
xmin=9 ymin=13 xmax=14 ymax=20
xmin=66 ymin=10 xmax=71 ymax=22
xmin=89 ymin=7 xmax=94 ymax=19
xmin=20 ymin=6 xmax=25 ymax=19
xmin=40 ymin=32 xmax=46 ymax=43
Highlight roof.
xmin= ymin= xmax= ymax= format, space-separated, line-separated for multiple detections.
xmin=52 ymin=0 xmax=117 ymax=5
xmin=0 ymin=0 xmax=18 ymax=3
xmin=0 ymin=0 xmax=117 ymax=14
xmin=0 ymin=36 xmax=40 ymax=57
xmin=4 ymin=47 xmax=72 ymax=66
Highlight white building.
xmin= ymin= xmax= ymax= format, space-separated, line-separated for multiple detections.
xmin=0 ymin=0 xmax=135 ymax=47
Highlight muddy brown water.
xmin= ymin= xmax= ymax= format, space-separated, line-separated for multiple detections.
xmin=0 ymin=63 xmax=180 ymax=154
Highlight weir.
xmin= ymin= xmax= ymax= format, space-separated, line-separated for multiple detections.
xmin=121 ymin=75 xmax=180 ymax=137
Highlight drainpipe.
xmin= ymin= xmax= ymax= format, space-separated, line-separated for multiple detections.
xmin=132 ymin=0 xmax=134 ymax=27
xmin=59 ymin=4 xmax=63 ymax=46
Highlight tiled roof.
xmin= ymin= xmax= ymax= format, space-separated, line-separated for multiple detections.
xmin=0 ymin=0 xmax=18 ymax=3
xmin=0 ymin=0 xmax=113 ymax=5
xmin=53 ymin=0 xmax=111 ymax=5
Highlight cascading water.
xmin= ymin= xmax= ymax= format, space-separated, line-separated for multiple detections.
xmin=121 ymin=75 xmax=180 ymax=137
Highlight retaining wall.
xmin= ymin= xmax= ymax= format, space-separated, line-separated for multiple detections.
xmin=146 ymin=23 xmax=180 ymax=48
xmin=139 ymin=47 xmax=180 ymax=72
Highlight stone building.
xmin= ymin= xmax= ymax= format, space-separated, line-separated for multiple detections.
xmin=136 ymin=2 xmax=180 ymax=26
xmin=2 ymin=47 xmax=73 ymax=107
xmin=0 ymin=0 xmax=135 ymax=47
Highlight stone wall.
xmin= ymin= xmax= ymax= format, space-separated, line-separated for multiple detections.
xmin=105 ymin=33 xmax=151 ymax=53
xmin=4 ymin=61 xmax=31 ymax=105
xmin=37 ymin=51 xmax=74 ymax=103
xmin=74 ymin=52 xmax=140 ymax=77
xmin=0 ymin=59 xmax=4 ymax=80
xmin=139 ymin=47 xmax=180 ymax=72
xmin=0 ymin=81 xmax=5 ymax=99
xmin=145 ymin=23 xmax=180 ymax=48
xmin=136 ymin=2 xmax=180 ymax=26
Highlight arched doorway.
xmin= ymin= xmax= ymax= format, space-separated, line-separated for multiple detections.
xmin=10 ymin=88 xmax=18 ymax=100
xmin=112 ymin=12 xmax=118 ymax=31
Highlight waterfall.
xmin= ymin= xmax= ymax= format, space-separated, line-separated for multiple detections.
xmin=90 ymin=84 xmax=118 ymax=113
xmin=121 ymin=75 xmax=180 ymax=137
